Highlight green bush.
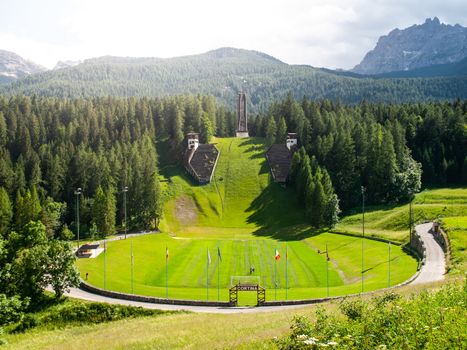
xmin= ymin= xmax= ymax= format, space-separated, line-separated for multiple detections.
xmin=41 ymin=302 xmax=173 ymax=326
xmin=276 ymin=283 xmax=467 ymax=349
xmin=0 ymin=294 xmax=28 ymax=326
xmin=12 ymin=315 xmax=37 ymax=333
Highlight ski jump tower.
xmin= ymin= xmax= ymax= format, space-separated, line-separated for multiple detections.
xmin=236 ymin=92 xmax=249 ymax=137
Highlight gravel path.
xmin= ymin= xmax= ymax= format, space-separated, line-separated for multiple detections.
xmin=64 ymin=223 xmax=446 ymax=313
xmin=410 ymin=222 xmax=446 ymax=285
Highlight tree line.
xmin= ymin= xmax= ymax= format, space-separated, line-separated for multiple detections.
xmin=252 ymin=94 xmax=466 ymax=209
xmin=0 ymin=95 xmax=238 ymax=239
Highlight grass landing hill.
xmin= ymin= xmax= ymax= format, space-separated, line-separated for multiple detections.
xmin=77 ymin=137 xmax=418 ymax=301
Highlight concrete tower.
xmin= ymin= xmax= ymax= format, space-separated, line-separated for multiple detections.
xmin=236 ymin=92 xmax=249 ymax=137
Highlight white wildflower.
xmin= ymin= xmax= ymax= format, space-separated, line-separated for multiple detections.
xmin=303 ymin=337 xmax=318 ymax=345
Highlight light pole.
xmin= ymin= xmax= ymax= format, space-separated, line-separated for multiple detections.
xmin=361 ymin=186 xmax=365 ymax=294
xmin=409 ymin=192 xmax=414 ymax=246
xmin=74 ymin=188 xmax=82 ymax=250
xmin=326 ymin=242 xmax=329 ymax=298
xmin=123 ymin=186 xmax=128 ymax=239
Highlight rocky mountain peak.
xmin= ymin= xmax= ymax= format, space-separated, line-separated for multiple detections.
xmin=352 ymin=17 xmax=467 ymax=75
xmin=0 ymin=50 xmax=46 ymax=82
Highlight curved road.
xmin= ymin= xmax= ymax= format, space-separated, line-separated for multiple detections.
xmin=411 ymin=222 xmax=445 ymax=285
xmin=63 ymin=223 xmax=445 ymax=313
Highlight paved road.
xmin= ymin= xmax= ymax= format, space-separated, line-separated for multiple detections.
xmin=64 ymin=223 xmax=446 ymax=313
xmin=411 ymin=222 xmax=446 ymax=285
xmin=61 ymin=287 xmax=306 ymax=314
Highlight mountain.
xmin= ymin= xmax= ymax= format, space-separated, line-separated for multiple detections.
xmin=353 ymin=17 xmax=467 ymax=75
xmin=1 ymin=47 xmax=466 ymax=110
xmin=0 ymin=50 xmax=46 ymax=84
xmin=375 ymin=56 xmax=467 ymax=78
xmin=53 ymin=60 xmax=82 ymax=70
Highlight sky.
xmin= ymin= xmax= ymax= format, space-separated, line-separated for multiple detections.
xmin=1 ymin=0 xmax=466 ymax=70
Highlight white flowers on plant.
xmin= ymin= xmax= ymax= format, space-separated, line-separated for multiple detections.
xmin=303 ymin=336 xmax=318 ymax=345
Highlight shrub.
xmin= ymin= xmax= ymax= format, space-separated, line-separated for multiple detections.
xmin=0 ymin=294 xmax=28 ymax=326
xmin=41 ymin=302 xmax=173 ymax=326
xmin=276 ymin=283 xmax=467 ymax=349
xmin=12 ymin=315 xmax=37 ymax=333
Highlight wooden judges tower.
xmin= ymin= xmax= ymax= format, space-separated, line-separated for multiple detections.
xmin=236 ymin=92 xmax=249 ymax=137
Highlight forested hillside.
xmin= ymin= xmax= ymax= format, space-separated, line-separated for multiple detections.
xmin=253 ymin=95 xmax=466 ymax=208
xmin=1 ymin=48 xmax=467 ymax=111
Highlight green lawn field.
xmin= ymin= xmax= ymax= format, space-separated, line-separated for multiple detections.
xmin=77 ymin=232 xmax=416 ymax=302
xmin=77 ymin=137 xmax=419 ymax=303
xmin=337 ymin=188 xmax=467 ymax=242
xmin=442 ymin=215 xmax=467 ymax=273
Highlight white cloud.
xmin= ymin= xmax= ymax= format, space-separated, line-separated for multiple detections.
xmin=0 ymin=0 xmax=466 ymax=69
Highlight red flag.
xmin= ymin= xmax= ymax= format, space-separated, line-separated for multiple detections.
xmin=275 ymin=248 xmax=280 ymax=260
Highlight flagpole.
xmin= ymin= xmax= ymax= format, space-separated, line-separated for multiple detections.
xmin=326 ymin=242 xmax=329 ymax=297
xmin=206 ymin=247 xmax=209 ymax=301
xmin=217 ymin=246 xmax=220 ymax=302
xmin=104 ymin=238 xmax=107 ymax=290
xmin=285 ymin=243 xmax=288 ymax=300
xmin=165 ymin=246 xmax=168 ymax=299
xmin=274 ymin=248 xmax=277 ymax=300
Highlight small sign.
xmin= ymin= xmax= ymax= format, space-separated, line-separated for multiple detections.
xmin=237 ymin=284 xmax=259 ymax=291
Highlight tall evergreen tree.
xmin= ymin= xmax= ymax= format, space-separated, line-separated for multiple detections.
xmin=0 ymin=187 xmax=12 ymax=237
xmin=266 ymin=116 xmax=277 ymax=146
xmin=276 ymin=116 xmax=287 ymax=143
xmin=92 ymin=186 xmax=116 ymax=237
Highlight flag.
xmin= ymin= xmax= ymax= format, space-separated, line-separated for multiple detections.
xmin=207 ymin=248 xmax=211 ymax=265
xmin=217 ymin=247 xmax=222 ymax=262
xmin=275 ymin=248 xmax=280 ymax=260
xmin=166 ymin=246 xmax=169 ymax=260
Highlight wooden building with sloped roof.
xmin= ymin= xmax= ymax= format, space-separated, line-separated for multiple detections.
xmin=266 ymin=133 xmax=298 ymax=183
xmin=184 ymin=133 xmax=220 ymax=184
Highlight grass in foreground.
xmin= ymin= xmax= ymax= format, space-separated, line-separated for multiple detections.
xmin=276 ymin=282 xmax=466 ymax=350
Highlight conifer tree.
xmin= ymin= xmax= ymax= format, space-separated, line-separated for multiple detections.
xmin=92 ymin=186 xmax=116 ymax=237
xmin=276 ymin=117 xmax=287 ymax=143
xmin=0 ymin=187 xmax=12 ymax=237
xmin=266 ymin=117 xmax=277 ymax=146
xmin=200 ymin=113 xmax=214 ymax=143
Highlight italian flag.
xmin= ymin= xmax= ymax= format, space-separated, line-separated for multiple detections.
xmin=275 ymin=248 xmax=281 ymax=260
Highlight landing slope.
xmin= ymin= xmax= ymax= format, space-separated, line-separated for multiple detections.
xmin=161 ymin=137 xmax=304 ymax=236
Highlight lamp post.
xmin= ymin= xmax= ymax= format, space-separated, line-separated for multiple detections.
xmin=123 ymin=186 xmax=128 ymax=239
xmin=361 ymin=186 xmax=365 ymax=294
xmin=74 ymin=188 xmax=82 ymax=250
xmin=409 ymin=192 xmax=414 ymax=246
